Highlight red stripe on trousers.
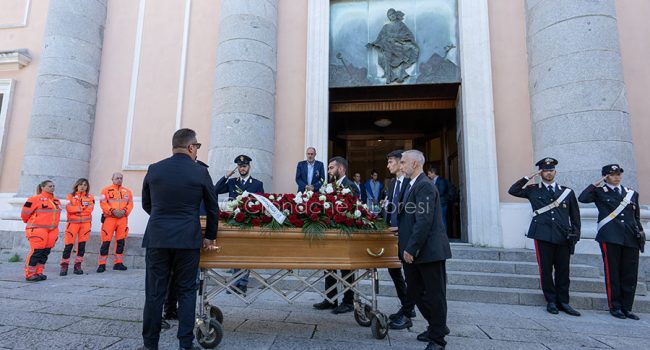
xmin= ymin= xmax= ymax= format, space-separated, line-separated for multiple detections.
xmin=534 ymin=240 xmax=543 ymax=291
xmin=601 ymin=242 xmax=613 ymax=310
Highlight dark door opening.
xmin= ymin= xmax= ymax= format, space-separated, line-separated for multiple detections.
xmin=328 ymin=84 xmax=462 ymax=240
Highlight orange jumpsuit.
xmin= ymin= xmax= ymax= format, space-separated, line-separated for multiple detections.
xmin=61 ymin=192 xmax=94 ymax=266
xmin=21 ymin=192 xmax=61 ymax=279
xmin=99 ymin=184 xmax=133 ymax=265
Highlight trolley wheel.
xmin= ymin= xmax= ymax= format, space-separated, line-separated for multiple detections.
xmin=370 ymin=313 xmax=388 ymax=339
xmin=209 ymin=306 xmax=224 ymax=324
xmin=195 ymin=318 xmax=224 ymax=349
xmin=354 ymin=303 xmax=372 ymax=327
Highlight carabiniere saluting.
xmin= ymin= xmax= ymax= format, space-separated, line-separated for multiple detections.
xmin=508 ymin=157 xmax=582 ymax=316
xmin=578 ymin=164 xmax=645 ymax=320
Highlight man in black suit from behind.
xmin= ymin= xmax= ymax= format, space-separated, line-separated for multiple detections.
xmin=139 ymin=128 xmax=219 ymax=350
xmin=313 ymin=156 xmax=359 ymax=314
xmin=398 ymin=150 xmax=451 ymax=350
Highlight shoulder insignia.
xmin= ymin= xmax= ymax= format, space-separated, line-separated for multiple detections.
xmin=23 ymin=201 xmax=32 ymax=208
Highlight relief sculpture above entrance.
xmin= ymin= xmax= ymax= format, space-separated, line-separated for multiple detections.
xmin=330 ymin=0 xmax=460 ymax=87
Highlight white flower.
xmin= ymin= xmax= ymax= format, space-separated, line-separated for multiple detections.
xmin=298 ymin=205 xmax=305 ymax=212
xmin=325 ymin=184 xmax=334 ymax=194
xmin=283 ymin=209 xmax=290 ymax=215
xmin=242 ymin=190 xmax=250 ymax=197
xmin=235 ymin=194 xmax=242 ymax=201
xmin=294 ymin=196 xmax=303 ymax=204
xmin=234 ymin=208 xmax=241 ymax=215
xmin=362 ymin=204 xmax=369 ymax=210
xmin=342 ymin=188 xmax=351 ymax=195
xmin=269 ymin=195 xmax=275 ymax=200
xmin=319 ymin=195 xmax=326 ymax=201
xmin=354 ymin=210 xmax=362 ymax=218
xmin=324 ymin=202 xmax=331 ymax=209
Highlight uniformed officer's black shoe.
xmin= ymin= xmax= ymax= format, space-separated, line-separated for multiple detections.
xmin=96 ymin=264 xmax=106 ymax=273
xmin=558 ymin=303 xmax=581 ymax=316
xmin=60 ymin=264 xmax=68 ymax=276
xmin=161 ymin=319 xmax=171 ymax=330
xmin=417 ymin=326 xmax=451 ymax=342
xmin=37 ymin=274 xmax=47 ymax=281
xmin=313 ymin=300 xmax=337 ymax=310
xmin=332 ymin=302 xmax=354 ymax=314
xmin=546 ymin=302 xmax=559 ymax=314
xmin=388 ymin=315 xmax=412 ymax=330
xmin=113 ymin=263 xmax=128 ymax=271
xmin=622 ymin=310 xmax=640 ymax=320
xmin=389 ymin=307 xmax=416 ymax=320
xmin=609 ymin=309 xmax=626 ymax=319
xmin=73 ymin=263 xmax=83 ymax=275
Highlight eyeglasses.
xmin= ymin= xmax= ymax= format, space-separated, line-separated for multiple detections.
xmin=190 ymin=143 xmax=202 ymax=149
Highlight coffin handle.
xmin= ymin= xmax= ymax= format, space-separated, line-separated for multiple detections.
xmin=366 ymin=248 xmax=385 ymax=257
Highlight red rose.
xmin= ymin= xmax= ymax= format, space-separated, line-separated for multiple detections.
xmin=356 ymin=220 xmax=364 ymax=227
xmin=219 ymin=212 xmax=231 ymax=219
xmin=234 ymin=212 xmax=246 ymax=223
xmin=345 ymin=218 xmax=354 ymax=227
xmin=334 ymin=214 xmax=346 ymax=224
xmin=321 ymin=216 xmax=331 ymax=225
xmin=293 ymin=220 xmax=304 ymax=228
xmin=251 ymin=218 xmax=262 ymax=226
xmin=310 ymin=213 xmax=319 ymax=222
xmin=261 ymin=216 xmax=272 ymax=224
xmin=288 ymin=214 xmax=298 ymax=222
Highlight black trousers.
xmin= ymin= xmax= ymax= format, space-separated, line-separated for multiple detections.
xmin=388 ymin=267 xmax=415 ymax=312
xmin=599 ymin=242 xmax=640 ymax=312
xmin=325 ymin=270 xmax=354 ymax=304
xmin=164 ymin=272 xmax=177 ymax=314
xmin=534 ymin=239 xmax=571 ymax=304
xmin=403 ymin=260 xmax=448 ymax=347
xmin=142 ymin=248 xmax=199 ymax=349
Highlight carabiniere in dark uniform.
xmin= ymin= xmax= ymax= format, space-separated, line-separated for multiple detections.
xmin=578 ymin=164 xmax=645 ymax=320
xmin=508 ymin=157 xmax=581 ymax=316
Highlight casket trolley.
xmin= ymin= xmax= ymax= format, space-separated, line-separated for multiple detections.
xmin=194 ymin=223 xmax=401 ymax=348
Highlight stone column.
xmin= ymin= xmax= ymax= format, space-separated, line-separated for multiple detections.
xmin=525 ymin=0 xmax=637 ymax=190
xmin=17 ymin=0 xmax=107 ymax=196
xmin=209 ymin=0 xmax=277 ymax=190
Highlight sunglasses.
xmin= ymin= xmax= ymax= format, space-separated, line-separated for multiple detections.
xmin=190 ymin=143 xmax=202 ymax=149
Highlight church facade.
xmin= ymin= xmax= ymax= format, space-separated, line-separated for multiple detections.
xmin=0 ymin=0 xmax=648 ymax=255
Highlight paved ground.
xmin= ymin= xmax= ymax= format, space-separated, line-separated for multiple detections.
xmin=0 ymin=262 xmax=649 ymax=349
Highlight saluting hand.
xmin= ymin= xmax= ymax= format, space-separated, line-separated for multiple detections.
xmin=226 ymin=166 xmax=237 ymax=178
xmin=527 ymin=170 xmax=542 ymax=180
xmin=594 ymin=175 xmax=608 ymax=187
xmin=403 ymin=251 xmax=414 ymax=264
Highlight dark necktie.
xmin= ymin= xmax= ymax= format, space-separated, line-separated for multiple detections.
xmin=547 ymin=185 xmax=554 ymax=195
xmin=390 ymin=180 xmax=401 ymax=226
xmin=402 ymin=182 xmax=412 ymax=201
xmin=614 ymin=187 xmax=621 ymax=198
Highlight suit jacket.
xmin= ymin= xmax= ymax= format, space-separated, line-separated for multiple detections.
xmin=397 ymin=173 xmax=451 ymax=263
xmin=339 ymin=176 xmax=360 ymax=198
xmin=508 ymin=178 xmax=581 ymax=244
xmin=578 ymin=184 xmax=643 ymax=248
xmin=295 ymin=160 xmax=325 ymax=192
xmin=364 ymin=180 xmax=384 ymax=203
xmin=215 ymin=175 xmax=264 ymax=200
xmin=384 ymin=177 xmax=408 ymax=226
xmin=352 ymin=181 xmax=367 ymax=202
xmin=433 ymin=177 xmax=450 ymax=207
xmin=141 ymin=153 xmax=219 ymax=249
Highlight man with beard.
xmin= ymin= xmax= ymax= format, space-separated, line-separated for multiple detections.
xmin=313 ymin=156 xmax=359 ymax=314
xmin=215 ymin=154 xmax=264 ymax=295
xmin=508 ymin=157 xmax=581 ymax=316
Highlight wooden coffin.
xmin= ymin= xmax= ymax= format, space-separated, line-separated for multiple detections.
xmin=200 ymin=222 xmax=401 ymax=270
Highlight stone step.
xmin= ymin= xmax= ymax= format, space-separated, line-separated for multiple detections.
xmin=445 ymin=259 xmax=600 ymax=278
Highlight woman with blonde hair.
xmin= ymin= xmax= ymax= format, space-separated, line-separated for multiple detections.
xmin=21 ymin=180 xmax=62 ymax=282
xmin=60 ymin=178 xmax=94 ymax=276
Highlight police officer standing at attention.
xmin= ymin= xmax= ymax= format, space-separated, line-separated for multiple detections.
xmin=215 ymin=154 xmax=264 ymax=295
xmin=508 ymin=157 xmax=581 ymax=316
xmin=578 ymin=164 xmax=645 ymax=320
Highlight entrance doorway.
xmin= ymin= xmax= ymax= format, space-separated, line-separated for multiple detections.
xmin=328 ymin=84 xmax=462 ymax=240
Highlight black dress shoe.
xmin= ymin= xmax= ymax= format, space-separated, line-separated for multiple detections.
xmin=313 ymin=300 xmax=337 ymax=310
xmin=113 ymin=263 xmax=128 ymax=271
xmin=546 ymin=302 xmax=559 ymax=314
xmin=558 ymin=303 xmax=581 ymax=316
xmin=622 ymin=310 xmax=640 ymax=320
xmin=332 ymin=303 xmax=354 ymax=314
xmin=389 ymin=307 xmax=416 ymax=320
xmin=425 ymin=342 xmax=445 ymax=350
xmin=417 ymin=331 xmax=431 ymax=342
xmin=163 ymin=309 xmax=178 ymax=320
xmin=610 ymin=309 xmax=626 ymax=319
xmin=388 ymin=315 xmax=412 ymax=330
xmin=161 ymin=319 xmax=171 ymax=330
xmin=96 ymin=264 xmax=106 ymax=273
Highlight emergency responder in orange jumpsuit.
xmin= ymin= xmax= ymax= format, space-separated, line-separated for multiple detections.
xmin=21 ymin=180 xmax=61 ymax=282
xmin=97 ymin=172 xmax=133 ymax=273
xmin=60 ymin=178 xmax=94 ymax=276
